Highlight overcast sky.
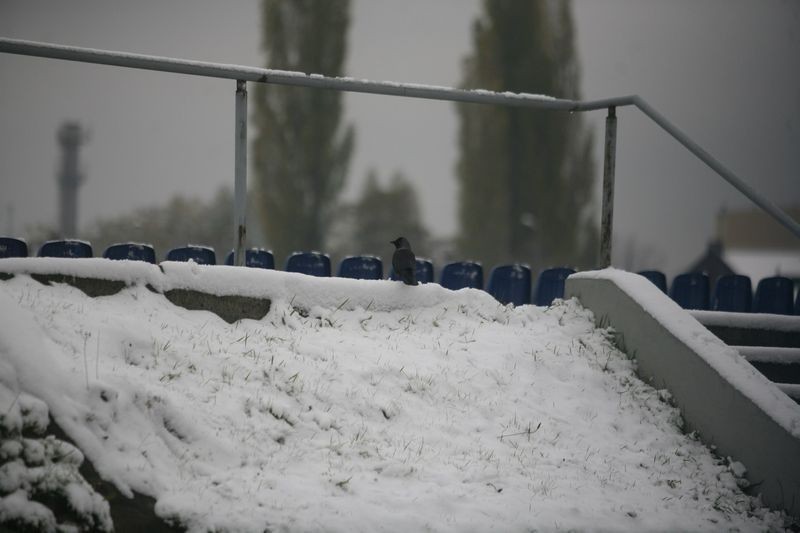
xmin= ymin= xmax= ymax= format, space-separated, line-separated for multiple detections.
xmin=1 ymin=0 xmax=798 ymax=276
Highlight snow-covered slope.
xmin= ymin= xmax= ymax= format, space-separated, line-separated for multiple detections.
xmin=0 ymin=265 xmax=788 ymax=531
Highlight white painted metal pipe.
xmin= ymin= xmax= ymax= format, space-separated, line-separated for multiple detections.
xmin=0 ymin=38 xmax=577 ymax=110
xmin=600 ymin=107 xmax=617 ymax=268
xmin=234 ymin=80 xmax=247 ymax=267
xmin=1 ymin=36 xmax=798 ymax=258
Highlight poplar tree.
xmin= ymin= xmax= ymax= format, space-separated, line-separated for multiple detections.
xmin=352 ymin=170 xmax=429 ymax=259
xmin=252 ymin=0 xmax=354 ymax=264
xmin=457 ymin=0 xmax=596 ymax=271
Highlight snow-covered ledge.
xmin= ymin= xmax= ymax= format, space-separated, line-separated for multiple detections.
xmin=565 ymin=269 xmax=800 ymax=517
xmin=0 ymin=257 xmax=479 ymax=319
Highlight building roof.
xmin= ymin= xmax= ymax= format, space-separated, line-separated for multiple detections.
xmin=718 ymin=205 xmax=800 ymax=251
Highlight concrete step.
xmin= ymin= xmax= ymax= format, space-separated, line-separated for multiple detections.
xmin=734 ymin=346 xmax=800 ymax=384
xmin=690 ymin=310 xmax=800 ymax=348
xmin=566 ymin=271 xmax=800 ymax=517
xmin=777 ymin=383 xmax=800 ymax=405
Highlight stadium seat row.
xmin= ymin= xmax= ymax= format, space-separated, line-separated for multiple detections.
xmin=0 ymin=238 xmax=574 ymax=306
xmin=638 ymin=270 xmax=799 ymax=316
xmin=2 ymin=237 xmax=797 ymax=313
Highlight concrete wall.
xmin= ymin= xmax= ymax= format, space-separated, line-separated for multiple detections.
xmin=163 ymin=288 xmax=270 ymax=324
xmin=566 ymin=274 xmax=800 ymax=517
xmin=0 ymin=272 xmax=271 ymax=324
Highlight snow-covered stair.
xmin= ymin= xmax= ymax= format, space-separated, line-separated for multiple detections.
xmin=690 ymin=310 xmax=800 ymax=405
xmin=566 ymin=270 xmax=800 ymax=520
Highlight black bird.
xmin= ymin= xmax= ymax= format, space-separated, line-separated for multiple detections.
xmin=390 ymin=237 xmax=418 ymax=286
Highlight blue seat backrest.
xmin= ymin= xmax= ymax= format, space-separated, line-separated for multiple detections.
xmin=487 ymin=264 xmax=531 ymax=306
xmin=670 ymin=272 xmax=709 ymax=310
xmin=415 ymin=259 xmax=434 ymax=283
xmin=712 ymin=274 xmax=752 ymax=313
xmin=166 ymin=246 xmax=216 ymax=265
xmin=637 ymin=270 xmax=667 ymax=293
xmin=38 ymin=240 xmax=93 ymax=258
xmin=225 ymin=249 xmax=275 ymax=269
xmin=285 ymin=252 xmax=331 ymax=277
xmin=389 ymin=258 xmax=434 ymax=284
xmin=103 ymin=243 xmax=156 ymax=264
xmin=754 ymin=276 xmax=794 ymax=315
xmin=440 ymin=261 xmax=483 ymax=290
xmin=0 ymin=237 xmax=28 ymax=258
xmin=534 ymin=267 xmax=576 ymax=306
xmin=338 ymin=256 xmax=383 ymax=280
xmin=795 ymin=290 xmax=800 ymax=316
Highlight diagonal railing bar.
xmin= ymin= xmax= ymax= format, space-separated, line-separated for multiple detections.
xmin=1 ymin=37 xmax=798 ymax=267
xmin=630 ymin=96 xmax=800 ymax=240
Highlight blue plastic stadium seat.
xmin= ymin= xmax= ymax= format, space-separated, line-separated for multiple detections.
xmin=166 ymin=245 xmax=216 ymax=265
xmin=415 ymin=259 xmax=434 ymax=284
xmin=670 ymin=272 xmax=709 ymax=310
xmin=38 ymin=239 xmax=93 ymax=258
xmin=754 ymin=276 xmax=794 ymax=315
xmin=285 ymin=251 xmax=331 ymax=277
xmin=0 ymin=237 xmax=28 ymax=258
xmin=795 ymin=290 xmax=800 ymax=316
xmin=487 ymin=264 xmax=531 ymax=306
xmin=440 ymin=261 xmax=483 ymax=291
xmin=338 ymin=256 xmax=383 ymax=280
xmin=390 ymin=258 xmax=434 ymax=284
xmin=533 ymin=267 xmax=575 ymax=307
xmin=712 ymin=274 xmax=752 ymax=313
xmin=637 ymin=270 xmax=667 ymax=293
xmin=103 ymin=243 xmax=156 ymax=264
xmin=225 ymin=249 xmax=275 ymax=269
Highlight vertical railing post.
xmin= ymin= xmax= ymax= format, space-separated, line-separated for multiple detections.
xmin=234 ymin=80 xmax=248 ymax=266
xmin=600 ymin=106 xmax=617 ymax=268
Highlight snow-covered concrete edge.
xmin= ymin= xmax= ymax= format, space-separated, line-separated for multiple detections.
xmin=0 ymin=258 xmax=490 ymax=316
xmin=566 ymin=268 xmax=800 ymax=517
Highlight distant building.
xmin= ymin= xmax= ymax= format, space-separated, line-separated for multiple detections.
xmin=718 ymin=206 xmax=800 ymax=283
xmin=686 ymin=206 xmax=800 ymax=284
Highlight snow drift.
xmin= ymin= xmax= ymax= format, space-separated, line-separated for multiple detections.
xmin=0 ymin=262 xmax=788 ymax=531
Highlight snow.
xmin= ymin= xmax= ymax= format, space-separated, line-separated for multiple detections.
xmin=0 ymin=257 xmax=489 ymax=310
xmin=0 ymin=491 xmax=56 ymax=532
xmin=572 ymin=268 xmax=800 ymax=440
xmin=0 ymin=371 xmax=112 ymax=532
xmin=0 ymin=261 xmax=790 ymax=531
xmin=0 ymin=437 xmax=112 ymax=532
xmin=261 ymin=64 xmax=564 ymax=106
xmin=469 ymin=88 xmax=557 ymax=101
xmin=323 ymin=76 xmax=558 ymax=104
xmin=0 ymin=257 xmax=159 ymax=286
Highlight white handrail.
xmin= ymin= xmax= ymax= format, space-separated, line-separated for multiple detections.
xmin=1 ymin=37 xmax=797 ymax=266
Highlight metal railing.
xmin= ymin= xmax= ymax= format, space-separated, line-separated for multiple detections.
xmin=2 ymin=37 xmax=798 ymax=267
